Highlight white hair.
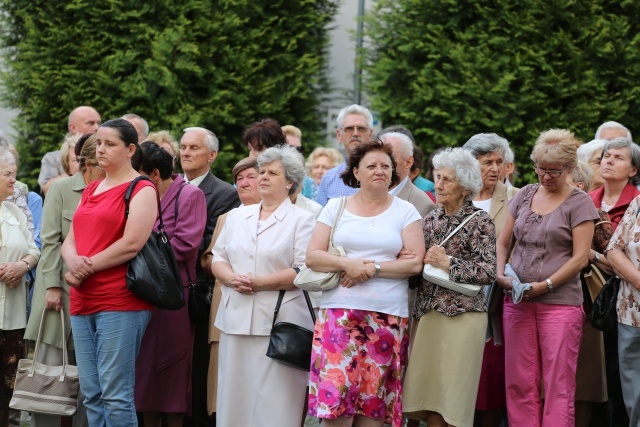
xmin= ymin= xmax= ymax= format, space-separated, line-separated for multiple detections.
xmin=183 ymin=127 xmax=219 ymax=152
xmin=432 ymin=148 xmax=482 ymax=201
xmin=336 ymin=104 xmax=373 ymax=129
xmin=258 ymin=145 xmax=306 ymax=195
xmin=595 ymin=121 xmax=632 ymax=140
xmin=577 ymin=139 xmax=607 ymax=164
xmin=379 ymin=132 xmax=413 ymax=158
xmin=462 ymin=133 xmax=510 ymax=160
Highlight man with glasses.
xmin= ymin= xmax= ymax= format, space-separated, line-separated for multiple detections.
xmin=315 ymin=104 xmax=374 ymax=206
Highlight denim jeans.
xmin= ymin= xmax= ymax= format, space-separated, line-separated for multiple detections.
xmin=71 ymin=310 xmax=150 ymax=427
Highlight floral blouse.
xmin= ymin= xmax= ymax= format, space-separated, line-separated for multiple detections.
xmin=606 ymin=195 xmax=640 ymax=327
xmin=414 ymin=201 xmax=496 ymax=318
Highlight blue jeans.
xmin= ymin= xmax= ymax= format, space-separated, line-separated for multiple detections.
xmin=71 ymin=310 xmax=150 ymax=427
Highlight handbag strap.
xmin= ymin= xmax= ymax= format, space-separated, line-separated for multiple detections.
xmin=124 ymin=176 xmax=164 ymax=232
xmin=32 ymin=307 xmax=68 ymax=380
xmin=437 ymin=210 xmax=480 ymax=247
xmin=329 ymin=197 xmax=347 ymax=247
xmin=272 ymin=290 xmax=316 ymax=327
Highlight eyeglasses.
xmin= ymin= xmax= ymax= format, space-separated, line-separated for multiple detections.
xmin=341 ymin=126 xmax=369 ymax=135
xmin=533 ymin=165 xmax=567 ymax=178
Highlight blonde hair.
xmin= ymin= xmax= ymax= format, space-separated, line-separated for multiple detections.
xmin=281 ymin=125 xmax=302 ymax=138
xmin=146 ymin=130 xmax=179 ymax=156
xmin=305 ymin=147 xmax=343 ymax=175
xmin=77 ymin=134 xmax=99 ymax=173
xmin=530 ymin=129 xmax=579 ymax=169
xmin=60 ymin=133 xmax=81 ymax=175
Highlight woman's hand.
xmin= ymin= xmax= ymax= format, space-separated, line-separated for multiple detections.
xmin=340 ymin=259 xmax=375 ymax=288
xmin=424 ymin=246 xmax=450 ymax=272
xmin=524 ymin=281 xmax=548 ymax=300
xmin=496 ymin=274 xmax=514 ymax=290
xmin=0 ymin=261 xmax=28 ymax=289
xmin=65 ymin=254 xmax=94 ymax=280
xmin=64 ymin=271 xmax=82 ymax=288
xmin=45 ymin=288 xmax=63 ymax=311
xmin=225 ymin=273 xmax=254 ymax=295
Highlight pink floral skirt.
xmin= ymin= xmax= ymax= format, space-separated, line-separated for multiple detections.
xmin=307 ymin=308 xmax=409 ymax=427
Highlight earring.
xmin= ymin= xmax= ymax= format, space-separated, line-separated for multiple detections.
xmin=286 ymin=186 xmax=290 ymax=189
xmin=356 ymin=180 xmax=360 ymax=188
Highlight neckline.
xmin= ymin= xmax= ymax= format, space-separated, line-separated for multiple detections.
xmin=528 ymin=183 xmax=576 ymax=217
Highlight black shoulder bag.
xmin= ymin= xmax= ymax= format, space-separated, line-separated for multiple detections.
xmin=125 ymin=176 xmax=185 ymax=310
xmin=590 ymin=276 xmax=620 ymax=332
xmin=266 ymin=290 xmax=316 ymax=371
xmin=172 ymin=183 xmax=212 ymax=324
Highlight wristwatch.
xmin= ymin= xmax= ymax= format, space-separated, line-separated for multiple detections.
xmin=21 ymin=259 xmax=31 ymax=271
xmin=374 ymin=263 xmax=381 ymax=277
xmin=594 ymin=251 xmax=601 ymax=261
xmin=545 ymin=278 xmax=554 ymax=292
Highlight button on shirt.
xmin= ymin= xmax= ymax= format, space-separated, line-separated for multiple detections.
xmin=315 ymin=162 xmax=357 ymax=207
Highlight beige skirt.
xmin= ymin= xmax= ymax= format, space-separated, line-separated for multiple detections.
xmin=403 ymin=309 xmax=488 ymax=427
xmin=575 ymin=319 xmax=608 ymax=402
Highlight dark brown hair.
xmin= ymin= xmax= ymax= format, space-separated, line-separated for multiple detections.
xmin=242 ymin=118 xmax=287 ymax=153
xmin=341 ymin=139 xmax=399 ymax=188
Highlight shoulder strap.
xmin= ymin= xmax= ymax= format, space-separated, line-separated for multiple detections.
xmin=438 ymin=210 xmax=480 ymax=247
xmin=272 ymin=290 xmax=316 ymax=327
xmin=329 ymin=197 xmax=347 ymax=246
xmin=124 ymin=176 xmax=164 ymax=231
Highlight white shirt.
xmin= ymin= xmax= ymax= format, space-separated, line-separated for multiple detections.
xmin=472 ymin=198 xmax=492 ymax=213
xmin=0 ymin=202 xmax=40 ymax=330
xmin=318 ymin=197 xmax=421 ymax=317
xmin=184 ymin=171 xmax=208 ymax=187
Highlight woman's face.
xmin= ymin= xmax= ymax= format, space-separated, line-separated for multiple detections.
xmin=434 ymin=167 xmax=468 ymax=211
xmin=534 ymin=160 xmax=570 ymax=192
xmin=258 ymin=160 xmax=291 ymax=201
xmin=236 ymin=167 xmax=261 ymax=205
xmin=67 ymin=150 xmax=80 ymax=175
xmin=311 ymin=154 xmax=333 ymax=184
xmin=0 ymin=162 xmax=16 ymax=201
xmin=588 ymin=148 xmax=604 ymax=190
xmin=353 ymin=150 xmax=393 ymax=192
xmin=600 ymin=146 xmax=637 ymax=185
xmin=95 ymin=127 xmax=133 ymax=171
xmin=476 ymin=151 xmax=504 ymax=190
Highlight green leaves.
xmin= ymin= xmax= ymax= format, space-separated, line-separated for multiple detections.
xmin=0 ymin=0 xmax=338 ymax=187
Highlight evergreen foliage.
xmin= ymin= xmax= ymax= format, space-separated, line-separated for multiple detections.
xmin=0 ymin=0 xmax=337 ymax=187
xmin=365 ymin=0 xmax=640 ymax=184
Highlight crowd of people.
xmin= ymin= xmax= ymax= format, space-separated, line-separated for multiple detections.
xmin=0 ymin=103 xmax=638 ymax=427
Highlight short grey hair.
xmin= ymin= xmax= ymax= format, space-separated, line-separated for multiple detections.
xmin=504 ymin=147 xmax=514 ymax=164
xmin=0 ymin=147 xmax=16 ymax=167
xmin=462 ymin=133 xmax=510 ymax=160
xmin=577 ymin=139 xmax=607 ymax=164
xmin=183 ymin=127 xmax=219 ymax=152
xmin=595 ymin=121 xmax=632 ymax=140
xmin=336 ymin=104 xmax=374 ymax=129
xmin=379 ymin=132 xmax=413 ymax=158
xmin=258 ymin=144 xmax=305 ymax=195
xmin=602 ymin=137 xmax=640 ymax=185
xmin=432 ymin=147 xmax=482 ymax=201
xmin=122 ymin=113 xmax=149 ymax=137
xmin=571 ymin=161 xmax=594 ymax=193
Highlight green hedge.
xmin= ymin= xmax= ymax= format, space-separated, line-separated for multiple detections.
xmin=365 ymin=0 xmax=640 ymax=184
xmin=0 ymin=0 xmax=337 ymax=188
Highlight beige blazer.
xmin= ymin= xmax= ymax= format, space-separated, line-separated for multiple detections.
xmin=396 ymin=180 xmax=436 ymax=218
xmin=489 ymin=181 xmax=519 ymax=238
xmin=213 ymin=198 xmax=315 ymax=336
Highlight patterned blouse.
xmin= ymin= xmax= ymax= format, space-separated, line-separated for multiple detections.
xmin=414 ymin=201 xmax=497 ymax=318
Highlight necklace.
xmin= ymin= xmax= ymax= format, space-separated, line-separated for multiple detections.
xmin=357 ymin=194 xmax=383 ymax=226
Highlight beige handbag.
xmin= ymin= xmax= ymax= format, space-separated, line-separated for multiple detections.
xmin=294 ymin=196 xmax=347 ymax=292
xmin=10 ymin=307 xmax=79 ymax=416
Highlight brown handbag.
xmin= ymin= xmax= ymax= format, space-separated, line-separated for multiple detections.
xmin=9 ymin=307 xmax=79 ymax=416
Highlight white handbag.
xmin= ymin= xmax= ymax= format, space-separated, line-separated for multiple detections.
xmin=422 ymin=211 xmax=482 ymax=297
xmin=294 ymin=197 xmax=347 ymax=292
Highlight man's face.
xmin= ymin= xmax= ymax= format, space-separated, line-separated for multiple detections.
xmin=180 ymin=131 xmax=217 ymax=178
xmin=336 ymin=114 xmax=372 ymax=157
xmin=69 ymin=107 xmax=101 ymax=135
xmin=600 ymin=127 xmax=629 ymax=140
xmin=388 ymin=138 xmax=412 ymax=182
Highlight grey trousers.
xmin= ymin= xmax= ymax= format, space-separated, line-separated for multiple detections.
xmin=618 ymin=322 xmax=640 ymax=426
xmin=30 ymin=342 xmax=88 ymax=427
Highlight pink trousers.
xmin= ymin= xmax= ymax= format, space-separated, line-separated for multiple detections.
xmin=503 ymin=298 xmax=583 ymax=427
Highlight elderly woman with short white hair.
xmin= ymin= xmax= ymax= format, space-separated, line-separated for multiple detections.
xmin=577 ymin=139 xmax=607 ymax=192
xmin=403 ymin=148 xmax=496 ymax=427
xmin=212 ymin=145 xmax=315 ymax=427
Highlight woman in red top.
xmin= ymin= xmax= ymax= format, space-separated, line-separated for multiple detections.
xmin=62 ymin=118 xmax=158 ymax=427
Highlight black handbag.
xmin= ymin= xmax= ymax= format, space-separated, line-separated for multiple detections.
xmin=266 ymin=290 xmax=316 ymax=371
xmin=590 ymin=276 xmax=620 ymax=332
xmin=124 ymin=176 xmax=185 ymax=310
xmin=171 ymin=183 xmax=213 ymax=324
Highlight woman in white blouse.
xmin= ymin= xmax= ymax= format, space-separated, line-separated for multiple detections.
xmin=0 ymin=147 xmax=40 ymax=427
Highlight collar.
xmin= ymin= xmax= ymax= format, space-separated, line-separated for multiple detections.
xmin=184 ymin=171 xmax=209 ymax=187
xmin=434 ymin=200 xmax=476 ymax=221
xmin=389 ymin=176 xmax=409 ymax=196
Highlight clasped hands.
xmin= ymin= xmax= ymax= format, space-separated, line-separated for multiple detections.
xmin=64 ymin=255 xmax=94 ymax=288
xmin=227 ymin=273 xmax=264 ymax=295
xmin=0 ymin=261 xmax=28 ymax=289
